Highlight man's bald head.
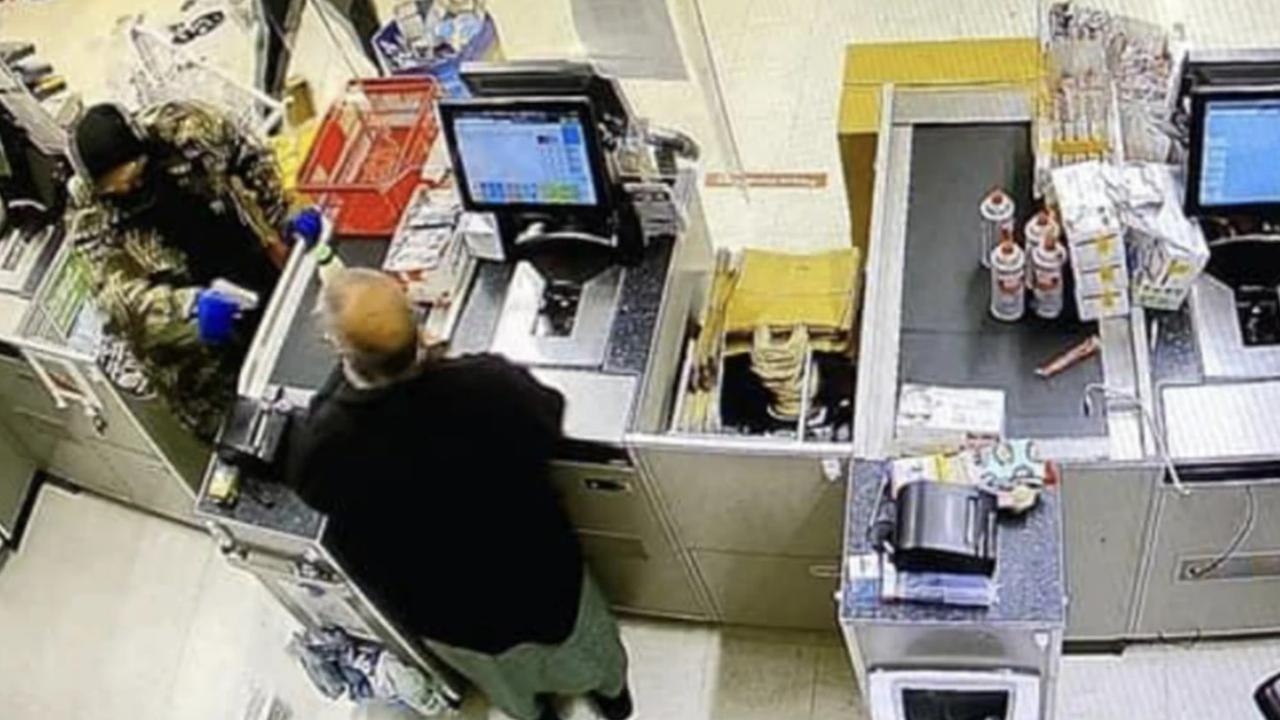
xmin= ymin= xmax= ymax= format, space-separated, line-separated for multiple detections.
xmin=320 ymin=268 xmax=419 ymax=384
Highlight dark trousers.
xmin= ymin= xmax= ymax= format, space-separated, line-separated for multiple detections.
xmin=256 ymin=0 xmax=381 ymax=97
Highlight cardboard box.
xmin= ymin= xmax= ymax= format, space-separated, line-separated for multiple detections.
xmin=838 ymin=38 xmax=1041 ymax=256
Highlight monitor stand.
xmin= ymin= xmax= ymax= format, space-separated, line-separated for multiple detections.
xmin=497 ymin=211 xmax=611 ymax=250
xmin=496 ymin=207 xmax=644 ymax=266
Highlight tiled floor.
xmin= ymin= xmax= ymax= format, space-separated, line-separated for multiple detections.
xmin=0 ymin=486 xmax=865 ymax=720
xmin=8 ymin=484 xmax=1280 ymax=720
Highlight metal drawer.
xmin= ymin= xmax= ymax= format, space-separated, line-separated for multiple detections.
xmin=550 ymin=460 xmax=646 ymax=537
xmin=693 ymin=550 xmax=841 ymax=630
xmin=849 ymin=621 xmax=1059 ymax=677
xmin=70 ymin=382 xmax=154 ymax=457
xmin=204 ymin=518 xmax=320 ymax=563
xmin=8 ymin=406 xmax=67 ymax=460
xmin=2 ymin=362 xmax=62 ymax=417
xmin=0 ymin=423 xmax=36 ymax=541
xmin=579 ymin=529 xmax=708 ymax=620
xmin=0 ymin=354 xmax=153 ymax=457
xmin=48 ymin=438 xmax=133 ymax=502
xmin=636 ymin=446 xmax=847 ymax=556
xmin=1060 ymin=464 xmax=1157 ymax=641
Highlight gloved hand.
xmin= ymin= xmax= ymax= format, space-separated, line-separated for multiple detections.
xmin=195 ymin=290 xmax=240 ymax=345
xmin=284 ymin=206 xmax=324 ymax=249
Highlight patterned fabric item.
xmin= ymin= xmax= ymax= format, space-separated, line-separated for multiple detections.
xmin=136 ymin=100 xmax=288 ymax=246
xmin=72 ymin=100 xmax=285 ymax=438
xmin=423 ymin=573 xmax=628 ymax=720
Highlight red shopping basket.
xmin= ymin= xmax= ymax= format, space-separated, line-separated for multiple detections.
xmin=298 ymin=77 xmax=441 ymax=237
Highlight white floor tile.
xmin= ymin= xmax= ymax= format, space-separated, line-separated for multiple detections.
xmin=811 ymin=644 xmax=869 ymax=720
xmin=620 ymin=618 xmax=719 ymax=720
xmin=0 ymin=487 xmax=208 ymax=720
xmin=1059 ymin=638 xmax=1280 ymax=720
xmin=706 ymin=627 xmax=821 ymax=720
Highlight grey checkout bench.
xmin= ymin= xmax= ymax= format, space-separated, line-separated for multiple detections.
xmin=851 ymin=80 xmax=1280 ymax=657
xmin=843 ymin=87 xmax=1081 ymax=720
xmin=0 ymin=216 xmax=212 ymax=535
xmin=842 ymin=461 xmax=1066 ymax=720
xmin=199 ymin=171 xmax=861 ymax=635
xmin=196 ymin=173 xmax=717 ymax=636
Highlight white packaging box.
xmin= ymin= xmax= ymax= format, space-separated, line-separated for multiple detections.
xmin=1123 ymin=166 xmax=1210 ymax=311
xmin=457 ymin=211 xmax=504 ymax=261
xmin=1053 ymin=162 xmax=1125 ymax=240
xmin=1052 ymin=162 xmax=1133 ymax=320
xmin=1069 ymin=232 xmax=1128 ymax=271
xmin=1076 ymin=286 xmax=1131 ymax=321
xmin=1075 ymin=262 xmax=1128 ymax=297
xmin=1130 ymin=227 xmax=1209 ymax=310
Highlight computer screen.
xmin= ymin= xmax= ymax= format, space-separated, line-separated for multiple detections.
xmin=1199 ymin=97 xmax=1280 ymax=207
xmin=446 ymin=103 xmax=602 ymax=208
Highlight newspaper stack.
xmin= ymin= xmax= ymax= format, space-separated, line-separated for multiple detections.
xmin=894 ymin=384 xmax=1006 ymax=455
xmin=383 ymin=188 xmax=472 ymax=306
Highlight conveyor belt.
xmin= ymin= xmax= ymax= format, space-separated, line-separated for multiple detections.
xmin=898 ymin=124 xmax=1105 ymax=439
xmin=268 ymin=239 xmax=389 ymax=391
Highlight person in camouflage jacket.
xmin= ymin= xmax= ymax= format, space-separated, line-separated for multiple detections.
xmin=70 ymin=101 xmax=290 ymax=439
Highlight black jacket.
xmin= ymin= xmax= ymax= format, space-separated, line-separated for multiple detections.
xmin=286 ymin=354 xmax=584 ymax=654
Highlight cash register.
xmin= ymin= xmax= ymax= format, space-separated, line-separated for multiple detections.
xmin=438 ymin=61 xmax=687 ymax=370
xmin=1179 ymin=56 xmax=1280 ymax=362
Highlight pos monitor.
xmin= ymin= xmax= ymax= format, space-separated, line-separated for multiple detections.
xmin=1186 ymin=86 xmax=1280 ymax=218
xmin=439 ymin=97 xmax=614 ymax=235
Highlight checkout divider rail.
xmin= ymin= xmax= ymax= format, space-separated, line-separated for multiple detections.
xmin=852 ymin=84 xmax=908 ymax=461
xmin=238 ymin=221 xmax=332 ymax=401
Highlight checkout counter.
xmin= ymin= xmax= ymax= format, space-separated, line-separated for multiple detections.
xmin=197 ymin=61 xmax=856 ymax=652
xmin=197 ymin=51 xmax=1280 ymax=719
xmin=838 ymin=32 xmax=1280 ymax=720
xmin=0 ymin=59 xmax=209 ymax=546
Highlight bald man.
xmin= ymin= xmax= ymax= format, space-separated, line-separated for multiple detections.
xmin=285 ymin=269 xmax=632 ymax=720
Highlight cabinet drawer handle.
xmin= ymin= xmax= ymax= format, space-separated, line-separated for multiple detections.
xmin=808 ymin=564 xmax=840 ymax=579
xmin=584 ymin=478 xmax=632 ymax=493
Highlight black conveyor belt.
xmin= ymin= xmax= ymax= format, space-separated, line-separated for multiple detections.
xmin=898 ymin=124 xmax=1105 ymax=439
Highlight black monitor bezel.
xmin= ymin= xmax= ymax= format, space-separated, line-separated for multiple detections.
xmin=438 ymin=96 xmax=613 ymax=216
xmin=1186 ymin=85 xmax=1280 ymax=218
xmin=459 ymin=61 xmax=633 ymax=139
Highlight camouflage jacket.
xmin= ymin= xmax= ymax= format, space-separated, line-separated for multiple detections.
xmin=74 ymin=101 xmax=286 ymax=439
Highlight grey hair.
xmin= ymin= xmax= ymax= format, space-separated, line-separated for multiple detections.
xmin=317 ymin=268 xmax=418 ymax=386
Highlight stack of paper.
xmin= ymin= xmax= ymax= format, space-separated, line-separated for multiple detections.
xmin=894 ymin=384 xmax=1006 ymax=455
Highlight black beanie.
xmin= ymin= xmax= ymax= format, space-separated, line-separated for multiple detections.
xmin=73 ymin=104 xmax=146 ymax=182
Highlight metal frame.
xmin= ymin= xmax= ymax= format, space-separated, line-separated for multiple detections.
xmin=238 ymin=220 xmax=330 ymax=400
xmin=853 ymin=80 xmax=1280 ymax=650
xmin=853 ymin=84 xmax=1150 ymax=465
xmin=853 ymin=84 xmax=908 ymax=461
